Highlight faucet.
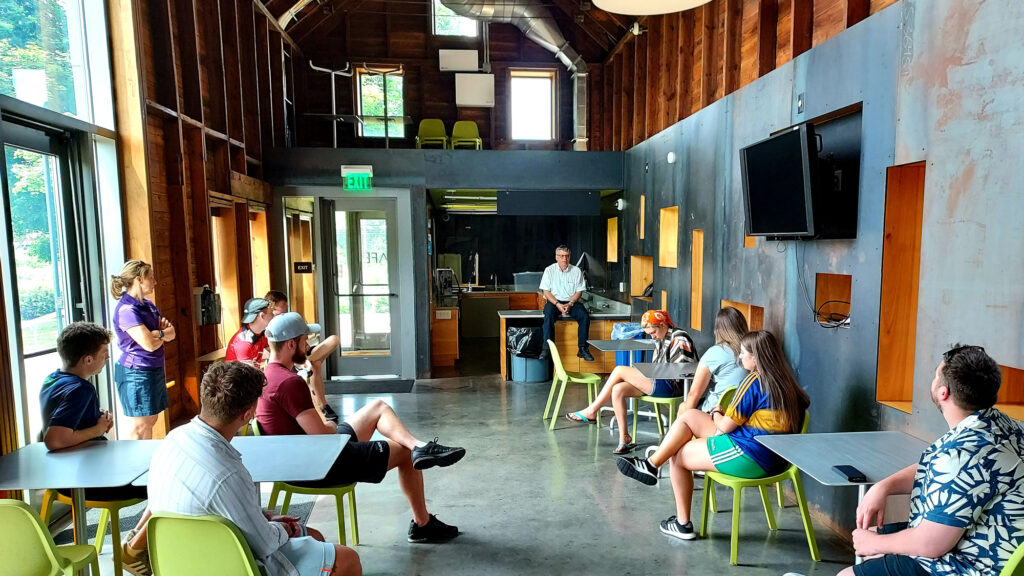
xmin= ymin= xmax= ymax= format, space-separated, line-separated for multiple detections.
xmin=490 ymin=273 xmax=498 ymax=291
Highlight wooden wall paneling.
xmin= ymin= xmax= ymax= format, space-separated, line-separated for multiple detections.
xmin=813 ymin=0 xmax=847 ymax=48
xmin=212 ymin=207 xmax=241 ymax=348
xmin=714 ymin=0 xmax=727 ymax=101
xmin=234 ymin=201 xmax=255 ymax=306
xmin=170 ymin=0 xmax=202 ymax=120
xmin=249 ymin=210 xmax=272 ymax=297
xmin=612 ymin=53 xmax=622 ymax=151
xmin=589 ymin=68 xmax=603 ymax=151
xmin=256 ymin=16 xmax=274 ymax=151
xmin=237 ymin=1 xmax=262 ymax=160
xmin=776 ymin=0 xmax=793 ymax=66
xmin=677 ymin=11 xmax=694 ymax=122
xmin=604 ymin=61 xmax=615 ymax=151
xmin=205 ymin=135 xmax=230 ymax=194
xmin=869 ymin=0 xmax=899 ymax=14
xmin=847 ymin=0 xmax=871 ymax=26
xmin=219 ymin=0 xmax=245 ymax=141
xmin=196 ymin=0 xmax=228 ymax=134
xmin=633 ymin=33 xmax=647 ymax=147
xmin=791 ymin=0 xmax=813 ymax=60
xmin=738 ymin=0 xmax=759 ymax=87
xmin=724 ymin=0 xmax=743 ymax=94
xmin=758 ymin=0 xmax=779 ymax=77
xmin=660 ymin=12 xmax=679 ymax=131
xmin=645 ymin=16 xmax=662 ymax=139
xmin=620 ymin=41 xmax=633 ymax=150
xmin=138 ymin=0 xmax=177 ymax=110
xmin=699 ymin=3 xmax=717 ymax=109
xmin=269 ymin=31 xmax=285 ymax=148
xmin=182 ymin=125 xmax=218 ymax=355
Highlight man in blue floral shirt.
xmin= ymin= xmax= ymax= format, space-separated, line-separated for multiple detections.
xmin=838 ymin=345 xmax=1024 ymax=576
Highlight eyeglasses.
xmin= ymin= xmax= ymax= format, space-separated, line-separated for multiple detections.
xmin=942 ymin=345 xmax=985 ymax=363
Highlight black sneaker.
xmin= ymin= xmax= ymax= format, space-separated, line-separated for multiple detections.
xmin=578 ymin=346 xmax=595 ymax=361
xmin=412 ymin=438 xmax=466 ymax=470
xmin=322 ymin=404 xmax=340 ymax=423
xmin=616 ymin=456 xmax=659 ymax=486
xmin=659 ymin=516 xmax=696 ymax=540
xmin=408 ymin=514 xmax=459 ymax=543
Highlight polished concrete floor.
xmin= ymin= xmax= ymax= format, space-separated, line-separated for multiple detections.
xmin=306 ymin=365 xmax=855 ymax=575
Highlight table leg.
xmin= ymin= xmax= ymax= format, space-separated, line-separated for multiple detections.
xmin=72 ymin=487 xmax=93 ymax=576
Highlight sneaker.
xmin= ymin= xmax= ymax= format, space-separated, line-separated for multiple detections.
xmin=578 ymin=346 xmax=595 ymax=361
xmin=616 ymin=456 xmax=659 ymax=486
xmin=322 ymin=404 xmax=340 ymax=423
xmin=412 ymin=438 xmax=466 ymax=470
xmin=659 ymin=516 xmax=696 ymax=540
xmin=121 ymin=536 xmax=152 ymax=575
xmin=407 ymin=514 xmax=459 ymax=543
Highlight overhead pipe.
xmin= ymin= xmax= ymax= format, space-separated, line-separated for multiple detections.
xmin=441 ymin=0 xmax=588 ymax=150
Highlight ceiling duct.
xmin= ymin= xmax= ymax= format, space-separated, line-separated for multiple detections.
xmin=441 ymin=0 xmax=589 ymax=150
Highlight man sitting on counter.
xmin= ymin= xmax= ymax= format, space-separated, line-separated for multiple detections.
xmin=539 ymin=245 xmax=594 ymax=362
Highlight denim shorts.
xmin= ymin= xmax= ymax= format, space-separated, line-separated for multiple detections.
xmin=279 ymin=536 xmax=336 ymax=576
xmin=114 ymin=363 xmax=167 ymax=417
xmin=651 ymin=378 xmax=682 ymax=397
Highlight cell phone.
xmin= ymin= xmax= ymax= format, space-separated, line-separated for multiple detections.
xmin=832 ymin=464 xmax=866 ymax=483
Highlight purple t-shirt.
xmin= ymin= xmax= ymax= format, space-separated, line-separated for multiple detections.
xmin=113 ymin=292 xmax=165 ymax=369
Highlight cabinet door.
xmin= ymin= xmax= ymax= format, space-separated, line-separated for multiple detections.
xmin=510 ymin=293 xmax=541 ymax=310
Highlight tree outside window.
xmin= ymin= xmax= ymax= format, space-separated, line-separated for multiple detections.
xmin=358 ymin=71 xmax=405 ymax=138
xmin=433 ymin=0 xmax=478 ymax=37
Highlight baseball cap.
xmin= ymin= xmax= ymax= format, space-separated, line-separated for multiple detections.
xmin=241 ymin=298 xmax=271 ymax=324
xmin=265 ymin=312 xmax=321 ymax=343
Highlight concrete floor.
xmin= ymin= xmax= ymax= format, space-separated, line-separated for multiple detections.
xmin=306 ymin=368 xmax=855 ymax=576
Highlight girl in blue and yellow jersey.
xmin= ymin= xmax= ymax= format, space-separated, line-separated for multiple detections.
xmin=617 ymin=330 xmax=810 ymax=541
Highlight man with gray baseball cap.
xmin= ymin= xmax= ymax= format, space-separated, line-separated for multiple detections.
xmin=258 ymin=312 xmax=466 ymax=543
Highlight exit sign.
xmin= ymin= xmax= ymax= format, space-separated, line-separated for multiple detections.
xmin=341 ymin=165 xmax=373 ymax=192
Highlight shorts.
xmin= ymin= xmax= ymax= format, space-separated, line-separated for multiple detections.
xmin=115 ymin=363 xmax=167 ymax=417
xmin=296 ymin=422 xmax=391 ymax=487
xmin=651 ymin=379 xmax=682 ymax=397
xmin=278 ymin=536 xmax=336 ymax=576
xmin=852 ymin=523 xmax=928 ymax=576
xmin=707 ymin=435 xmax=768 ymax=478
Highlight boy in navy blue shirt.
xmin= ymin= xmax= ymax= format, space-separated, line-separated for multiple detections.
xmin=40 ymin=322 xmax=153 ymax=575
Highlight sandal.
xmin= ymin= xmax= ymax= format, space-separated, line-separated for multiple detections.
xmin=565 ymin=411 xmax=595 ymax=424
xmin=613 ymin=441 xmax=635 ymax=455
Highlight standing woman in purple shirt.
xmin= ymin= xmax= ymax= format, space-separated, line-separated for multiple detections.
xmin=110 ymin=260 xmax=176 ymax=439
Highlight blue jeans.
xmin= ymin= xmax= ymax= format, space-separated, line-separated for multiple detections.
xmin=542 ymin=301 xmax=591 ymax=350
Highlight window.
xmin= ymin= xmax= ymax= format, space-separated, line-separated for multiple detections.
xmin=433 ymin=0 xmax=478 ymax=37
xmin=510 ymin=70 xmax=555 ymax=141
xmin=356 ymin=69 xmax=405 ymax=138
xmin=0 ymin=0 xmax=115 ymax=128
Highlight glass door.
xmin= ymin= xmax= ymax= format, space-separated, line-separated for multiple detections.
xmin=1 ymin=121 xmax=80 ymax=444
xmin=326 ymin=199 xmax=401 ymax=377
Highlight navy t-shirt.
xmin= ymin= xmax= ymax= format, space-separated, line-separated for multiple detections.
xmin=39 ymin=370 xmax=104 ymax=441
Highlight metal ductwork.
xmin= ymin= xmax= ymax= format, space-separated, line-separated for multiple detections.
xmin=441 ymin=0 xmax=588 ymax=150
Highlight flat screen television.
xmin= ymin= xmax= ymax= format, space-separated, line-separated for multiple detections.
xmin=740 ymin=123 xmax=819 ymax=238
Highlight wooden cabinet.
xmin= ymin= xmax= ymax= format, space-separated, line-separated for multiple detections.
xmin=556 ymin=319 xmax=618 ymax=373
xmin=430 ymin=308 xmax=459 ymax=366
xmin=509 ymin=293 xmax=542 ymax=310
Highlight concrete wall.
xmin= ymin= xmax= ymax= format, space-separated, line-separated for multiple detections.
xmin=621 ymin=0 xmax=1024 ymax=530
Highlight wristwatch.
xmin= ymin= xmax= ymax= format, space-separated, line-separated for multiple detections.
xmin=158 ymin=329 xmax=165 ymax=340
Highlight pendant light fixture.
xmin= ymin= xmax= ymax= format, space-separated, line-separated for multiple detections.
xmin=593 ymin=0 xmax=712 ymax=16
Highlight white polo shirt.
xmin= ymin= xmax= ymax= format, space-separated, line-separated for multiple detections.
xmin=539 ymin=263 xmax=586 ymax=301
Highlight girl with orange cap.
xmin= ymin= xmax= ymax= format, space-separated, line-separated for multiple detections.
xmin=565 ymin=309 xmax=697 ymax=454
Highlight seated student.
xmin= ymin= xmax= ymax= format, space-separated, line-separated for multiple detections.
xmin=263 ymin=289 xmax=340 ymax=423
xmin=225 ymin=298 xmax=274 ymax=364
xmin=565 ymin=310 xmax=697 ymax=455
xmin=257 ymin=312 xmax=466 ymax=543
xmin=617 ymin=330 xmax=809 ymax=541
xmin=838 ymin=345 xmax=1024 ymax=576
xmin=40 ymin=322 xmax=153 ymax=575
xmin=148 ymin=362 xmax=361 ymax=576
xmin=682 ymin=306 xmax=749 ymax=412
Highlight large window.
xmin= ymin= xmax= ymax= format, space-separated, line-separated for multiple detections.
xmin=510 ymin=70 xmax=555 ymax=141
xmin=356 ymin=69 xmax=405 ymax=138
xmin=432 ymin=0 xmax=477 ymax=37
xmin=0 ymin=0 xmax=114 ymax=128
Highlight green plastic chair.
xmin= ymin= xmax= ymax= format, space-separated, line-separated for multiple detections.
xmin=1001 ymin=542 xmax=1024 ymax=576
xmin=543 ymin=340 xmax=602 ymax=430
xmin=0 ymin=498 xmax=100 ymax=576
xmin=415 ymin=119 xmax=448 ymax=149
xmin=148 ymin=512 xmax=261 ymax=576
xmin=699 ymin=411 xmax=819 ymax=565
xmin=40 ymin=489 xmax=144 ymax=572
xmin=631 ymin=395 xmax=684 ymax=441
xmin=450 ymin=121 xmax=483 ymax=149
xmin=252 ymin=419 xmax=360 ymax=545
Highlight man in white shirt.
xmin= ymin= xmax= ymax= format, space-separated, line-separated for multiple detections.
xmin=147 ymin=362 xmax=361 ymax=576
xmin=539 ymin=245 xmax=593 ymax=361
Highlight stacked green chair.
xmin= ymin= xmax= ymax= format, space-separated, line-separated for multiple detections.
xmin=543 ymin=340 xmax=602 ymax=430
xmin=450 ymin=121 xmax=483 ymax=149
xmin=698 ymin=411 xmax=819 ymax=565
xmin=415 ymin=119 xmax=448 ymax=149
xmin=148 ymin=512 xmax=261 ymax=576
xmin=40 ymin=489 xmax=144 ymax=572
xmin=252 ymin=419 xmax=360 ymax=545
xmin=0 ymin=498 xmax=100 ymax=576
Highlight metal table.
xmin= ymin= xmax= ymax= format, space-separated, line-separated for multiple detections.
xmin=0 ymin=440 xmax=159 ymax=575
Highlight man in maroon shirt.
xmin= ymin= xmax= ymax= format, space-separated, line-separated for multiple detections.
xmin=225 ymin=298 xmax=273 ymax=364
xmin=257 ymin=312 xmax=467 ymax=543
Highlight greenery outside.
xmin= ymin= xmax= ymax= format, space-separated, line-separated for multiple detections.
xmin=0 ymin=0 xmax=77 ymax=116
xmin=433 ymin=0 xmax=478 ymax=37
xmin=359 ymin=73 xmax=405 ymax=138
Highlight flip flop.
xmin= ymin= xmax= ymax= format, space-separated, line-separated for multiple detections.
xmin=613 ymin=442 xmax=635 ymax=455
xmin=565 ymin=411 xmax=595 ymax=424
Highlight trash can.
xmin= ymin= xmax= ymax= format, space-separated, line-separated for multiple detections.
xmin=511 ymin=353 xmax=549 ymax=382
xmin=611 ymin=322 xmax=646 ymax=366
xmin=507 ymin=326 xmax=543 ymax=359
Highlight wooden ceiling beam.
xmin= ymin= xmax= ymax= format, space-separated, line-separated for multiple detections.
xmin=846 ymin=0 xmax=870 ymax=27
xmin=549 ymin=0 xmax=614 ymax=52
xmin=791 ymin=0 xmax=813 ymax=59
xmin=264 ymin=0 xmax=292 ymax=19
